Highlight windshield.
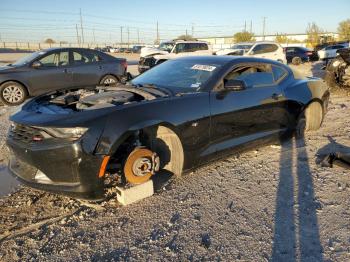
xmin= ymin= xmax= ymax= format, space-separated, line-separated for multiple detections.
xmin=12 ymin=51 xmax=46 ymax=66
xmin=158 ymin=42 xmax=175 ymax=52
xmin=131 ymin=60 xmax=222 ymax=92
xmin=231 ymin=44 xmax=253 ymax=50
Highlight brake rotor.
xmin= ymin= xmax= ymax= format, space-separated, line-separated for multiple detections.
xmin=124 ymin=148 xmax=160 ymax=184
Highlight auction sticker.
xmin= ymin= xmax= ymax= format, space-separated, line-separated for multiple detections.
xmin=191 ymin=64 xmax=216 ymax=72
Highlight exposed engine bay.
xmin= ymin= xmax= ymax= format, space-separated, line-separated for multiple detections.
xmin=27 ymin=83 xmax=170 ymax=114
xmin=325 ymin=48 xmax=350 ymax=88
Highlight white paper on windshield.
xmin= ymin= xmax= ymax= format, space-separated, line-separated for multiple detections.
xmin=191 ymin=83 xmax=201 ymax=88
xmin=191 ymin=64 xmax=216 ymax=72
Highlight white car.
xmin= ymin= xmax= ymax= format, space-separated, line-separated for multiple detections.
xmin=318 ymin=44 xmax=348 ymax=61
xmin=216 ymin=41 xmax=287 ymax=64
xmin=138 ymin=40 xmax=213 ymax=73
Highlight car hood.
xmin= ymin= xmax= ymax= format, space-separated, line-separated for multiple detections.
xmin=10 ymin=84 xmax=172 ymax=127
xmin=140 ymin=47 xmax=169 ymax=58
xmin=0 ymin=64 xmax=26 ymax=73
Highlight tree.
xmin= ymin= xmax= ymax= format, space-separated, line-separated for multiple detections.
xmin=44 ymin=38 xmax=56 ymax=44
xmin=176 ymin=34 xmax=197 ymax=41
xmin=275 ymin=34 xmax=288 ymax=44
xmin=306 ymin=22 xmax=323 ymax=47
xmin=233 ymin=31 xmax=255 ymax=42
xmin=338 ymin=19 xmax=350 ymax=41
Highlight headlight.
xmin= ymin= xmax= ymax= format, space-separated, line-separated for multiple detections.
xmin=40 ymin=127 xmax=88 ymax=140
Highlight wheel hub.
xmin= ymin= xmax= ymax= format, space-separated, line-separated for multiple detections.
xmin=104 ymin=78 xmax=116 ymax=84
xmin=124 ymin=148 xmax=160 ymax=184
xmin=2 ymin=85 xmax=24 ymax=103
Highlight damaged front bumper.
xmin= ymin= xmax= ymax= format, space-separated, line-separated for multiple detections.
xmin=7 ymin=134 xmax=107 ymax=200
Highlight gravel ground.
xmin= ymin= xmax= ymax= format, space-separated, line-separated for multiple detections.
xmin=0 ymin=61 xmax=349 ymax=261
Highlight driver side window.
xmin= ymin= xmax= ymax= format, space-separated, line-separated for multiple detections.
xmin=38 ymin=51 xmax=69 ymax=67
xmin=224 ymin=64 xmax=274 ymax=88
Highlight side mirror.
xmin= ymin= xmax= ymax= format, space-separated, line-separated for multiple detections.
xmin=249 ymin=51 xmax=255 ymax=55
xmin=224 ymin=79 xmax=246 ymax=91
xmin=32 ymin=61 xmax=42 ymax=69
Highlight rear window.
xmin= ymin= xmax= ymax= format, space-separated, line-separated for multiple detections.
xmin=253 ymin=44 xmax=278 ymax=54
xmin=272 ymin=65 xmax=288 ymax=82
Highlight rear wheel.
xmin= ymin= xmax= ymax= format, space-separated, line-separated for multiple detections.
xmin=292 ymin=56 xmax=302 ymax=65
xmin=0 ymin=81 xmax=27 ymax=106
xmin=296 ymin=102 xmax=323 ymax=138
xmin=100 ymin=75 xmax=119 ymax=86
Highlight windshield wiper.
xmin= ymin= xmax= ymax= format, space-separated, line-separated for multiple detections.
xmin=134 ymin=83 xmax=173 ymax=97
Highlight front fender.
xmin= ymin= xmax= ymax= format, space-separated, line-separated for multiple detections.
xmin=95 ymin=119 xmax=179 ymax=155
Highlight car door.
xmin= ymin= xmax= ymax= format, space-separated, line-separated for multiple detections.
xmin=28 ymin=50 xmax=73 ymax=95
xmin=286 ymin=47 xmax=296 ymax=62
xmin=207 ymin=62 xmax=290 ymax=156
xmin=70 ymin=49 xmax=102 ymax=87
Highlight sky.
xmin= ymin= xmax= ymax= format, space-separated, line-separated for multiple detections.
xmin=0 ymin=0 xmax=349 ymax=44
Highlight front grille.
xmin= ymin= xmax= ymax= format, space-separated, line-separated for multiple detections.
xmin=139 ymin=57 xmax=156 ymax=67
xmin=8 ymin=123 xmax=44 ymax=144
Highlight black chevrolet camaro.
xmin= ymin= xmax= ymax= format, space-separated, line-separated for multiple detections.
xmin=0 ymin=48 xmax=127 ymax=106
xmin=7 ymin=56 xmax=329 ymax=200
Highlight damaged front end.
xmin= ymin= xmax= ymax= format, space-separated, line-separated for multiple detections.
xmin=6 ymin=84 xmax=168 ymax=200
xmin=325 ymin=48 xmax=350 ymax=88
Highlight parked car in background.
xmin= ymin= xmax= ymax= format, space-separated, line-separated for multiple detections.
xmin=119 ymin=48 xmax=126 ymax=53
xmin=325 ymin=48 xmax=350 ymax=88
xmin=285 ymin=46 xmax=318 ymax=65
xmin=318 ymin=44 xmax=349 ymax=61
xmin=215 ymin=42 xmax=254 ymax=56
xmin=216 ymin=41 xmax=287 ymax=64
xmin=132 ymin=45 xmax=145 ymax=54
xmin=0 ymin=48 xmax=127 ymax=105
xmin=6 ymin=56 xmax=329 ymax=200
xmin=109 ymin=47 xmax=119 ymax=53
xmin=138 ymin=40 xmax=213 ymax=73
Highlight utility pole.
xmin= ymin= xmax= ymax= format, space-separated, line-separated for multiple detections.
xmin=244 ymin=20 xmax=247 ymax=32
xmin=137 ymin=28 xmax=140 ymax=44
xmin=93 ymin=28 xmax=96 ymax=45
xmin=191 ymin=23 xmax=194 ymax=36
xmin=250 ymin=20 xmax=252 ymax=33
xmin=186 ymin=29 xmax=188 ymax=37
xmin=76 ymin=24 xmax=80 ymax=46
xmin=156 ymin=21 xmax=159 ymax=44
xmin=80 ymin=8 xmax=84 ymax=45
xmin=120 ymin=26 xmax=123 ymax=46
xmin=262 ymin=17 xmax=267 ymax=40
xmin=127 ymin=27 xmax=130 ymax=48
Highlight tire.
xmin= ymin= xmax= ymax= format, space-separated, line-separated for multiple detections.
xmin=324 ymin=71 xmax=338 ymax=89
xmin=292 ymin=56 xmax=302 ymax=65
xmin=0 ymin=81 xmax=27 ymax=106
xmin=295 ymin=102 xmax=323 ymax=139
xmin=99 ymin=75 xmax=119 ymax=86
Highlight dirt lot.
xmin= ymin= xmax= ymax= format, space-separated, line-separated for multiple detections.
xmin=0 ymin=61 xmax=350 ymax=261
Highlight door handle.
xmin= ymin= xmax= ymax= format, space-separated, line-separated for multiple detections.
xmin=271 ymin=93 xmax=283 ymax=100
xmin=63 ymin=68 xmax=69 ymax=73
xmin=99 ymin=65 xmax=103 ymax=70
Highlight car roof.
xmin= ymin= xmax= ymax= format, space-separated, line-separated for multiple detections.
xmin=162 ymin=40 xmax=208 ymax=44
xmin=40 ymin=47 xmax=95 ymax=52
xmin=174 ymin=55 xmax=286 ymax=66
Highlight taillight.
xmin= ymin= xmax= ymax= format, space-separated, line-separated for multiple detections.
xmin=306 ymin=51 xmax=313 ymax=56
xmin=121 ymin=60 xmax=127 ymax=69
xmin=283 ymin=48 xmax=286 ymax=53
